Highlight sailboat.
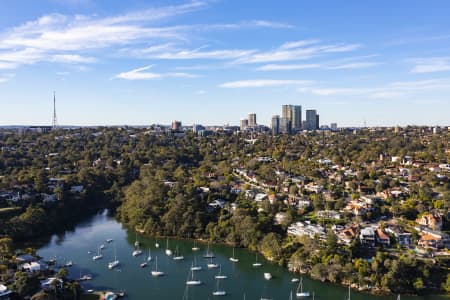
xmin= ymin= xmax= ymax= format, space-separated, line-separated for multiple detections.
xmin=207 ymin=257 xmax=219 ymax=268
xmin=151 ymin=256 xmax=164 ymax=276
xmin=147 ymin=248 xmax=152 ymax=262
xmin=134 ymin=232 xmax=140 ymax=247
xmin=190 ymin=257 xmax=202 ymax=271
xmin=140 ymin=252 xmax=148 ymax=268
xmin=229 ymin=248 xmax=239 ymax=262
xmin=155 ymin=239 xmax=160 ymax=248
xmin=296 ymin=277 xmax=310 ymax=298
xmin=212 ymin=277 xmax=226 ymax=296
xmin=252 ymin=253 xmax=262 ymax=267
xmin=108 ymin=244 xmax=119 ymax=269
xmin=203 ymin=242 xmax=214 ymax=258
xmin=215 ymin=264 xmax=227 ymax=279
xmin=132 ymin=246 xmax=142 ymax=257
xmin=186 ymin=266 xmax=202 ymax=285
xmin=173 ymin=245 xmax=184 ymax=260
xmin=192 ymin=240 xmax=200 ymax=251
xmin=396 ymin=295 xmax=400 ymax=300
xmin=264 ymin=272 xmax=272 ymax=280
xmin=92 ymin=246 xmax=103 ymax=261
xmin=165 ymin=238 xmax=173 ymax=256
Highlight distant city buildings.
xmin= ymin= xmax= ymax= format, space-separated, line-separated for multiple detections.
xmin=305 ymin=109 xmax=319 ymax=131
xmin=279 ymin=117 xmax=291 ymax=134
xmin=282 ymin=105 xmax=302 ymax=132
xmin=331 ymin=123 xmax=338 ymax=131
xmin=248 ymin=113 xmax=257 ymax=127
xmin=271 ymin=115 xmax=280 ymax=135
xmin=240 ymin=119 xmax=249 ymax=131
xmin=172 ymin=120 xmax=182 ymax=131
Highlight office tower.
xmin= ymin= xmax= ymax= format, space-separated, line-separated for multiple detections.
xmin=280 ymin=117 xmax=291 ymax=134
xmin=172 ymin=120 xmax=182 ymax=131
xmin=240 ymin=119 xmax=249 ymax=131
xmin=330 ymin=123 xmax=337 ymax=131
xmin=305 ymin=110 xmax=317 ymax=130
xmin=271 ymin=115 xmax=280 ymax=135
xmin=248 ymin=113 xmax=257 ymax=127
xmin=281 ymin=104 xmax=302 ymax=131
xmin=192 ymin=124 xmax=205 ymax=133
xmin=316 ymin=114 xmax=320 ymax=130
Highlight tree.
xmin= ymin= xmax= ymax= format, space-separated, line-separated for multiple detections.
xmin=0 ymin=237 xmax=13 ymax=261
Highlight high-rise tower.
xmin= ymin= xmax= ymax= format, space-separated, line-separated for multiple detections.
xmin=52 ymin=91 xmax=58 ymax=130
xmin=281 ymin=104 xmax=301 ymax=132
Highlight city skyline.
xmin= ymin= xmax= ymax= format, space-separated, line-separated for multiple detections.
xmin=1 ymin=1 xmax=450 ymax=126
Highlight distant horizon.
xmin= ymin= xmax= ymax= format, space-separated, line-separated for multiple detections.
xmin=1 ymin=1 xmax=450 ymax=126
xmin=0 ymin=123 xmax=448 ymax=129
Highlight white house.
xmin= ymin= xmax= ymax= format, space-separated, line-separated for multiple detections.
xmin=22 ymin=261 xmax=41 ymax=272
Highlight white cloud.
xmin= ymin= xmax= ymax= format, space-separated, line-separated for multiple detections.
xmin=257 ymin=59 xmax=379 ymax=71
xmin=219 ymin=79 xmax=313 ymax=88
xmin=297 ymin=78 xmax=450 ymax=98
xmin=0 ymin=62 xmax=17 ymax=69
xmin=0 ymin=73 xmax=15 ymax=83
xmin=327 ymin=62 xmax=380 ymax=69
xmin=0 ymin=1 xmax=206 ymax=69
xmin=115 ymin=65 xmax=198 ymax=80
xmin=410 ymin=57 xmax=450 ymax=73
xmin=51 ymin=54 xmax=96 ymax=63
xmin=234 ymin=42 xmax=361 ymax=64
xmin=131 ymin=46 xmax=256 ymax=60
xmin=280 ymin=40 xmax=321 ymax=50
xmin=257 ymin=63 xmax=321 ymax=71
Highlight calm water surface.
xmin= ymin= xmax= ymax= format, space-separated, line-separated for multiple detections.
xmin=36 ymin=210 xmax=446 ymax=300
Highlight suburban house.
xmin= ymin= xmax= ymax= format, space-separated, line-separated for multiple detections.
xmin=287 ymin=221 xmax=326 ymax=239
xmin=385 ymin=226 xmax=412 ymax=248
xmin=416 ymin=212 xmax=443 ymax=231
xmin=376 ymin=228 xmax=390 ymax=247
xmin=360 ymin=227 xmax=376 ymax=247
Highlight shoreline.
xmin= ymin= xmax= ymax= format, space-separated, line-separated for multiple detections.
xmin=131 ymin=226 xmax=444 ymax=297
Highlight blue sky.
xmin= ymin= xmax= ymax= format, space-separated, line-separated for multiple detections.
xmin=0 ymin=0 xmax=449 ymax=126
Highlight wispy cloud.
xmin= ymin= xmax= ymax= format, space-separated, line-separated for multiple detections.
xmin=51 ymin=54 xmax=96 ymax=63
xmin=131 ymin=39 xmax=361 ymax=65
xmin=327 ymin=62 xmax=380 ymax=69
xmin=114 ymin=65 xmax=198 ymax=80
xmin=0 ymin=73 xmax=15 ymax=83
xmin=257 ymin=59 xmax=380 ymax=71
xmin=126 ymin=45 xmax=256 ymax=60
xmin=219 ymin=79 xmax=313 ymax=88
xmin=410 ymin=57 xmax=450 ymax=73
xmin=257 ymin=63 xmax=320 ymax=71
xmin=298 ymin=78 xmax=450 ymax=98
xmin=199 ymin=20 xmax=294 ymax=30
xmin=234 ymin=41 xmax=361 ymax=64
xmin=0 ymin=1 xmax=206 ymax=70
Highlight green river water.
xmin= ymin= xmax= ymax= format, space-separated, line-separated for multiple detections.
xmin=36 ymin=210 xmax=446 ymax=300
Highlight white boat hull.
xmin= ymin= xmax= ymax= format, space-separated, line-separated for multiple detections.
xmin=186 ymin=280 xmax=201 ymax=286
xmin=151 ymin=271 xmax=164 ymax=276
xmin=213 ymin=290 xmax=226 ymax=296
xmin=108 ymin=260 xmax=119 ymax=269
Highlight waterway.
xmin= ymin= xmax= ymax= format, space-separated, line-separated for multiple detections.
xmin=36 ymin=210 xmax=446 ymax=300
